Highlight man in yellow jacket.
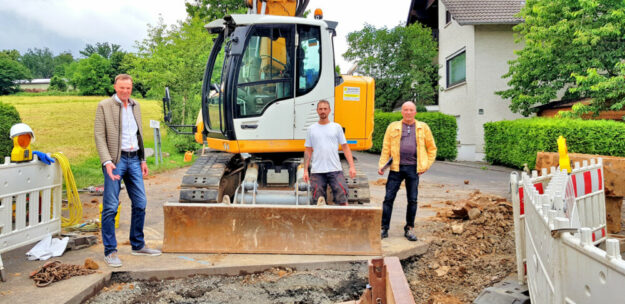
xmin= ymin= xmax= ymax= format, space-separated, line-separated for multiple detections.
xmin=378 ymin=102 xmax=437 ymax=241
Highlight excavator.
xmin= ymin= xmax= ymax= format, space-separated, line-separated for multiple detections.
xmin=162 ymin=0 xmax=381 ymax=255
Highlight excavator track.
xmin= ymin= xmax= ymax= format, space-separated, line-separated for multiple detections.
xmin=178 ymin=151 xmax=238 ymax=203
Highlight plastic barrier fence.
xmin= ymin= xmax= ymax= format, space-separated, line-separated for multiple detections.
xmin=0 ymin=156 xmax=62 ymax=281
xmin=511 ymin=159 xmax=607 ymax=283
xmin=511 ymin=158 xmax=625 ymax=303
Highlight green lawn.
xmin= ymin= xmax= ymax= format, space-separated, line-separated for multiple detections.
xmin=0 ymin=95 xmax=195 ymax=188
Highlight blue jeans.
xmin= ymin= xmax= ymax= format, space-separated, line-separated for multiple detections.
xmin=101 ymin=154 xmax=146 ymax=255
xmin=381 ymin=165 xmax=419 ymax=231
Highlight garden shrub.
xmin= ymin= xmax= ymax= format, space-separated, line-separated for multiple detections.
xmin=484 ymin=118 xmax=625 ymax=169
xmin=370 ymin=111 xmax=457 ymax=160
xmin=0 ymin=102 xmax=22 ymax=160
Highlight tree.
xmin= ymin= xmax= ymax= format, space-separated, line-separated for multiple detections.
xmin=497 ymin=0 xmax=625 ymax=116
xmin=20 ymin=48 xmax=55 ymax=78
xmin=71 ymin=54 xmax=112 ymax=95
xmin=49 ymin=75 xmax=67 ymax=91
xmin=80 ymin=42 xmax=122 ymax=59
xmin=0 ymin=56 xmax=31 ymax=95
xmin=52 ymin=52 xmax=74 ymax=76
xmin=344 ymin=23 xmax=439 ymax=111
xmin=1 ymin=49 xmax=20 ymax=61
xmin=128 ymin=16 xmax=212 ymax=124
xmin=185 ymin=0 xmax=246 ymax=23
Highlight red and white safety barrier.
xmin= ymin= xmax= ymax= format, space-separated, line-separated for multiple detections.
xmin=511 ymin=159 xmax=607 ymax=284
xmin=511 ymin=158 xmax=625 ymax=303
xmin=0 ymin=156 xmax=62 ymax=281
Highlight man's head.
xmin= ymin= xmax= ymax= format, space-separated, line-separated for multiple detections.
xmin=316 ymin=100 xmax=331 ymax=121
xmin=114 ymin=74 xmax=133 ymax=102
xmin=401 ymin=101 xmax=417 ymax=124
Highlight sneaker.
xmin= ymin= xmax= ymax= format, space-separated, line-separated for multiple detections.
xmin=381 ymin=229 xmax=388 ymax=239
xmin=104 ymin=252 xmax=122 ymax=267
xmin=404 ymin=228 xmax=418 ymax=242
xmin=131 ymin=246 xmax=162 ymax=256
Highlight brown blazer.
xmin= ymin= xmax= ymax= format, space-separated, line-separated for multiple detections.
xmin=94 ymin=97 xmax=145 ymax=165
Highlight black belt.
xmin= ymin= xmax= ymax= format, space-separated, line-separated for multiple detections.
xmin=121 ymin=150 xmax=139 ymax=157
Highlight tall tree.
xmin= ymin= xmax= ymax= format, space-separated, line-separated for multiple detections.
xmin=1 ymin=49 xmax=20 ymax=61
xmin=344 ymin=23 xmax=438 ymax=111
xmin=0 ymin=56 xmax=31 ymax=94
xmin=185 ymin=0 xmax=246 ymax=23
xmin=497 ymin=0 xmax=625 ymax=116
xmin=71 ymin=54 xmax=112 ymax=95
xmin=80 ymin=42 xmax=122 ymax=59
xmin=20 ymin=48 xmax=55 ymax=78
xmin=128 ymin=16 xmax=212 ymax=124
xmin=52 ymin=51 xmax=74 ymax=76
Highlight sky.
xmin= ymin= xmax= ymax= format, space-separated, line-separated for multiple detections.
xmin=0 ymin=0 xmax=412 ymax=71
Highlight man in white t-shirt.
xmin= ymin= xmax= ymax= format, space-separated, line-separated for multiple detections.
xmin=303 ymin=100 xmax=356 ymax=205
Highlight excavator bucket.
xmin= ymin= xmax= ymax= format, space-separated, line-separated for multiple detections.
xmin=162 ymin=203 xmax=382 ymax=255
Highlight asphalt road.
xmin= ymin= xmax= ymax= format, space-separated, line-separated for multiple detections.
xmin=352 ymin=151 xmax=516 ymax=199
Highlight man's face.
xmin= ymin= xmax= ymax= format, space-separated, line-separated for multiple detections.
xmin=114 ymin=79 xmax=133 ymax=101
xmin=401 ymin=103 xmax=416 ymax=122
xmin=317 ymin=102 xmax=331 ymax=120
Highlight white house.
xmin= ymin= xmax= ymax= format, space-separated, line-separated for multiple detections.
xmin=408 ymin=0 xmax=526 ymax=161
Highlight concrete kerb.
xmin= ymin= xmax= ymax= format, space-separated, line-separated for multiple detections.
xmin=8 ymin=237 xmax=429 ymax=303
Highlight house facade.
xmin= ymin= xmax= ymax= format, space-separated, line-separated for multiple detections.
xmin=408 ymin=0 xmax=526 ymax=161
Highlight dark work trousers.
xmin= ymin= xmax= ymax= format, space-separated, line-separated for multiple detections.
xmin=310 ymin=171 xmax=349 ymax=205
xmin=381 ymin=164 xmax=419 ymax=230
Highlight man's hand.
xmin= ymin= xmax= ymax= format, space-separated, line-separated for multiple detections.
xmin=349 ymin=166 xmax=356 ymax=179
xmin=378 ymin=168 xmax=384 ymax=175
xmin=141 ymin=162 xmax=149 ymax=177
xmin=105 ymin=163 xmax=121 ymax=181
xmin=303 ymin=170 xmax=309 ymax=183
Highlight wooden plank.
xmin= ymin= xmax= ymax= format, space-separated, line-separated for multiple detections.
xmin=536 ymin=152 xmax=625 ymax=233
xmin=536 ymin=152 xmax=625 ymax=197
xmin=163 ymin=203 xmax=382 ymax=255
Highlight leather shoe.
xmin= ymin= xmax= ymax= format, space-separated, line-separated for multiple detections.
xmin=381 ymin=229 xmax=388 ymax=239
xmin=404 ymin=228 xmax=418 ymax=242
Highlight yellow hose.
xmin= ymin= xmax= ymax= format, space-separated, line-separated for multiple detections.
xmin=51 ymin=152 xmax=83 ymax=227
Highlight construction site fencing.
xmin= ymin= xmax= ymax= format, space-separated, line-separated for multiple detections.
xmin=510 ymin=158 xmax=625 ymax=303
xmin=0 ymin=156 xmax=62 ymax=281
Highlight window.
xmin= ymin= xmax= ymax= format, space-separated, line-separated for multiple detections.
xmin=296 ymin=25 xmax=321 ymax=96
xmin=446 ymin=10 xmax=452 ymax=24
xmin=235 ymin=25 xmax=294 ymax=118
xmin=446 ymin=51 xmax=466 ymax=87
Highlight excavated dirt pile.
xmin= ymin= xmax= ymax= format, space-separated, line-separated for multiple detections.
xmin=403 ymin=190 xmax=516 ymax=304
xmin=86 ymin=263 xmax=367 ymax=304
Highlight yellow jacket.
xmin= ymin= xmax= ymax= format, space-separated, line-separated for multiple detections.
xmin=378 ymin=120 xmax=437 ymax=173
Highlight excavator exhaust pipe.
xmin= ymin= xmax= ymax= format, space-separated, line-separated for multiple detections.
xmin=162 ymin=202 xmax=382 ymax=255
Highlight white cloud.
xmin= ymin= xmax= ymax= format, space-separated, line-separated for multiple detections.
xmin=0 ymin=0 xmax=411 ymax=68
xmin=0 ymin=0 xmax=187 ymax=55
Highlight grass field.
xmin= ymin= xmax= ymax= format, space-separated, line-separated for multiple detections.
xmin=0 ymin=95 xmax=194 ymax=188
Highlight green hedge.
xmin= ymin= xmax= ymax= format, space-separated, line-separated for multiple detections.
xmin=484 ymin=118 xmax=625 ymax=169
xmin=370 ymin=111 xmax=457 ymax=160
xmin=0 ymin=102 xmax=22 ymax=161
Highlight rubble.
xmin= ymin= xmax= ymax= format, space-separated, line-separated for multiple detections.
xmin=403 ymin=190 xmax=516 ymax=303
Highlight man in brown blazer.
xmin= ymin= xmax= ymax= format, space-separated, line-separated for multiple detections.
xmin=94 ymin=74 xmax=160 ymax=267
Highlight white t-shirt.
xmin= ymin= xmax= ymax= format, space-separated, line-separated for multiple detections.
xmin=304 ymin=122 xmax=347 ymax=173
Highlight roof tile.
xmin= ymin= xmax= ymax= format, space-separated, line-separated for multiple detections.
xmin=442 ymin=0 xmax=524 ymax=25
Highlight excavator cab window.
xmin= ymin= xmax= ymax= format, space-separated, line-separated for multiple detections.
xmin=204 ymin=32 xmax=228 ymax=134
xmin=296 ymin=25 xmax=321 ymax=96
xmin=235 ymin=24 xmax=294 ymax=118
